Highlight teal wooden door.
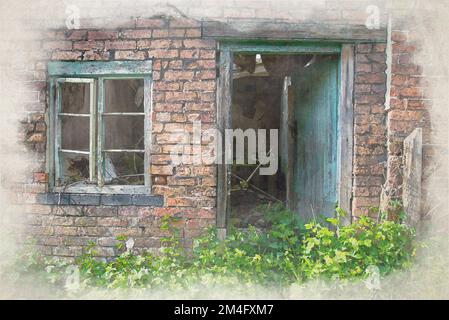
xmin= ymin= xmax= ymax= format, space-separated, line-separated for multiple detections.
xmin=293 ymin=56 xmax=339 ymax=221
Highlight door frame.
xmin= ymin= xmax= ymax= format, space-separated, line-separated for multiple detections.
xmin=216 ymin=41 xmax=354 ymax=236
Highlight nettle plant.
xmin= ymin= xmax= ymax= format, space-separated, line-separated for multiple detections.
xmin=8 ymin=203 xmax=416 ymax=290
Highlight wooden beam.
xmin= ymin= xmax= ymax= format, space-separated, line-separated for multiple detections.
xmin=216 ymin=49 xmax=233 ymax=236
xmin=220 ymin=41 xmax=341 ymax=54
xmin=48 ymin=61 xmax=152 ymax=77
xmin=202 ymin=20 xmax=387 ymax=43
xmin=338 ymin=44 xmax=355 ymax=224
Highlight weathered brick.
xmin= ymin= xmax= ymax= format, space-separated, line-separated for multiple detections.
xmin=83 ymin=50 xmax=109 ymax=61
xmin=166 ymin=197 xmax=195 ymax=207
xmin=165 ymin=92 xmax=197 ymax=102
xmin=51 ymin=51 xmax=82 ymax=60
xmin=148 ymin=49 xmax=179 ymax=59
xmin=88 ymin=30 xmax=119 ymax=40
xmin=121 ymin=29 xmax=152 ymax=39
xmin=114 ymin=51 xmax=146 ymax=60
xmin=183 ymin=80 xmax=215 ymax=91
xmin=164 ymin=70 xmax=194 ymax=81
xmin=156 ymin=133 xmax=190 ymax=144
xmin=183 ymin=39 xmax=216 ymax=49
xmin=105 ymin=40 xmax=136 ymax=50
xmin=74 ymin=41 xmax=104 ymax=50
xmin=151 ymin=165 xmax=174 ymax=175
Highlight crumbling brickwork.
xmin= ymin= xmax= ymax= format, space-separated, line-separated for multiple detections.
xmin=19 ymin=17 xmax=217 ymax=258
xmin=10 ymin=1 xmax=435 ymax=258
xmin=352 ymin=42 xmax=388 ymax=217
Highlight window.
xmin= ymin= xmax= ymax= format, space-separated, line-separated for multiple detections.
xmin=47 ymin=61 xmax=152 ymax=193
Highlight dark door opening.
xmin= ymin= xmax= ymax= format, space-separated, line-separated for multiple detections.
xmin=229 ymin=53 xmax=340 ymax=228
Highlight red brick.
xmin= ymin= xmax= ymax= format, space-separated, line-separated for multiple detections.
xmin=114 ymin=51 xmax=146 ymax=60
xmin=154 ymin=103 xmax=183 ymax=112
xmin=148 ymin=49 xmax=179 ymax=59
xmin=166 ymin=197 xmax=194 ymax=207
xmin=183 ymin=80 xmax=215 ymax=91
xmin=392 ymin=31 xmax=408 ymax=42
xmin=168 ymin=60 xmax=183 ymax=69
xmin=183 ymin=39 xmax=216 ymax=49
xmin=33 ymin=172 xmax=48 ymax=183
xmin=352 ymin=197 xmax=380 ymax=208
xmin=73 ymin=41 xmax=104 ymax=50
xmin=389 ymin=110 xmax=422 ymax=121
xmin=185 ymin=103 xmax=214 ymax=111
xmin=151 ymin=154 xmax=173 ymax=164
xmin=51 ymin=51 xmax=82 ymax=60
xmin=185 ymin=28 xmax=202 ymax=38
xmin=400 ymin=87 xmax=423 ymax=98
xmin=83 ymin=50 xmax=109 ymax=61
xmin=195 ymin=70 xmax=216 ymax=80
xmin=164 ymin=70 xmax=194 ymax=81
xmin=153 ymin=82 xmax=180 ymax=91
xmin=156 ymin=133 xmax=190 ymax=144
xmin=152 ymin=29 xmax=170 ymax=38
xmin=105 ymin=40 xmax=136 ymax=50
xmin=392 ymin=43 xmax=417 ymax=54
xmin=180 ymin=49 xmax=200 ymax=59
xmin=355 ymin=73 xmax=386 ymax=84
xmin=152 ymin=39 xmax=182 ymax=49
xmin=164 ymin=123 xmax=187 ymax=132
xmin=168 ymin=29 xmax=186 ymax=38
xmin=165 ymin=92 xmax=197 ymax=102
xmin=356 ymin=63 xmax=371 ymax=73
xmin=88 ymin=31 xmax=119 ymax=40
xmin=121 ymin=29 xmax=152 ymax=39
xmin=169 ymin=18 xmax=201 ymax=28
xmin=184 ymin=60 xmax=216 ymax=70
xmin=167 ymin=177 xmax=197 ymax=186
xmin=200 ymin=50 xmax=216 ymax=59
xmin=151 ymin=165 xmax=174 ymax=176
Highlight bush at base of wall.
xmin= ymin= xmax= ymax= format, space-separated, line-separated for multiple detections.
xmin=3 ymin=204 xmax=415 ymax=292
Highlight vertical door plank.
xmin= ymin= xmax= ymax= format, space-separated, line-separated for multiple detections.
xmin=216 ymin=49 xmax=233 ymax=236
xmin=338 ymin=44 xmax=355 ymax=224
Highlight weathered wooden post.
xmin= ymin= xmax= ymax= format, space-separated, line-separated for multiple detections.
xmin=402 ymin=128 xmax=423 ymax=226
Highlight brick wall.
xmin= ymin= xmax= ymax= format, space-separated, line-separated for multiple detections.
xmin=19 ymin=17 xmax=217 ymax=258
xmin=10 ymin=1 xmax=434 ymax=258
xmin=352 ymin=42 xmax=388 ymax=217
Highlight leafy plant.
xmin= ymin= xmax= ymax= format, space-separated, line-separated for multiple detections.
xmin=7 ymin=204 xmax=416 ymax=291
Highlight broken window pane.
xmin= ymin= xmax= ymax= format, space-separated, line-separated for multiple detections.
xmin=104 ymin=115 xmax=144 ymax=150
xmin=103 ymin=152 xmax=144 ymax=185
xmin=61 ymin=82 xmax=90 ymax=114
xmin=60 ymin=116 xmax=90 ymax=151
xmin=59 ymin=152 xmax=89 ymax=185
xmin=104 ymin=79 xmax=144 ymax=112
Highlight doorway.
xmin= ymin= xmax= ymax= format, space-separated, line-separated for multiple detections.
xmin=216 ymin=42 xmax=354 ymax=233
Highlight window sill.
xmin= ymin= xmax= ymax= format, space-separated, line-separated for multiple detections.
xmin=36 ymin=193 xmax=164 ymax=206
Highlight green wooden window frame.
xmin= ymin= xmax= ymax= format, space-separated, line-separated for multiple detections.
xmin=47 ymin=61 xmax=153 ymax=194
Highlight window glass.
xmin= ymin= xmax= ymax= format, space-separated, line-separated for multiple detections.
xmin=60 ymin=116 xmax=90 ymax=151
xmin=61 ymin=82 xmax=90 ymax=114
xmin=104 ymin=79 xmax=144 ymax=112
xmin=104 ymin=115 xmax=144 ymax=150
xmin=59 ymin=152 xmax=89 ymax=185
xmin=104 ymin=152 xmax=144 ymax=185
